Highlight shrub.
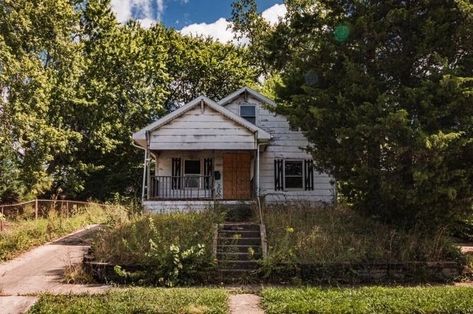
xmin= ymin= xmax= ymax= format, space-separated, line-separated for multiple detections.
xmin=91 ymin=210 xmax=224 ymax=286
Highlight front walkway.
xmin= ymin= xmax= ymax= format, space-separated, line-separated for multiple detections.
xmin=0 ymin=225 xmax=110 ymax=313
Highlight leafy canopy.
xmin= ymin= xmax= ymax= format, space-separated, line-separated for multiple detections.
xmin=232 ymin=0 xmax=473 ymax=228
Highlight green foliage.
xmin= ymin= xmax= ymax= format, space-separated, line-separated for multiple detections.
xmin=29 ymin=288 xmax=229 ymax=314
xmin=0 ymin=204 xmax=125 ymax=261
xmin=262 ymin=203 xmax=460 ymax=269
xmin=262 ymin=286 xmax=473 ymax=314
xmin=92 ymin=211 xmax=224 ymax=286
xmin=232 ymin=0 xmax=473 ymax=229
xmin=0 ymin=0 xmax=258 ymax=202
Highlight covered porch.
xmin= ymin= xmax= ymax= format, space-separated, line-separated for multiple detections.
xmin=147 ymin=150 xmax=256 ymax=201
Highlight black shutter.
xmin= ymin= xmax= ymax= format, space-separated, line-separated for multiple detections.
xmin=171 ymin=158 xmax=181 ymax=189
xmin=204 ymin=158 xmax=213 ymax=189
xmin=274 ymin=159 xmax=284 ymax=191
xmin=304 ymin=159 xmax=314 ymax=191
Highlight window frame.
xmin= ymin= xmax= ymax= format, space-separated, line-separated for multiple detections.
xmin=283 ymin=159 xmax=304 ymax=190
xmin=183 ymin=159 xmax=201 ymax=189
xmin=239 ymin=104 xmax=256 ymax=124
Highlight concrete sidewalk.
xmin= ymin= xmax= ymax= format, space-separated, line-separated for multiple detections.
xmin=0 ymin=225 xmax=110 ymax=313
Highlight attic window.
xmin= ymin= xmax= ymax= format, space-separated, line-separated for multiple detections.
xmin=240 ymin=105 xmax=256 ymax=124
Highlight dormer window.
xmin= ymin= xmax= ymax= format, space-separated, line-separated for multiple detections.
xmin=240 ymin=105 xmax=256 ymax=124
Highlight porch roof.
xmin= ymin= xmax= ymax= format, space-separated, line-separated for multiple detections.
xmin=133 ymin=95 xmax=271 ymax=149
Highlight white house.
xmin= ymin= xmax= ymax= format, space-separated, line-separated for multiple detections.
xmin=132 ymin=87 xmax=335 ymax=211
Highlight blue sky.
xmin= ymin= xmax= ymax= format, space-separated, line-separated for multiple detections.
xmin=110 ymin=0 xmax=285 ymax=42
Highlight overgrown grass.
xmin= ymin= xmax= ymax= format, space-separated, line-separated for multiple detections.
xmin=91 ymin=210 xmax=224 ymax=286
xmin=262 ymin=286 xmax=473 ymax=314
xmin=92 ymin=210 xmax=223 ymax=265
xmin=0 ymin=205 xmax=127 ymax=262
xmin=29 ymin=288 xmax=229 ymax=314
xmin=263 ymin=203 xmax=460 ymax=265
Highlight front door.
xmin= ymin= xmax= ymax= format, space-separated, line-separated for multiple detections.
xmin=223 ymin=152 xmax=252 ymax=199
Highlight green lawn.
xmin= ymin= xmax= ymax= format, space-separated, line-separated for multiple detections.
xmin=262 ymin=286 xmax=473 ymax=314
xmin=29 ymin=288 xmax=229 ymax=314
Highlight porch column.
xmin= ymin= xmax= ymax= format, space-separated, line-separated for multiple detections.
xmin=141 ymin=148 xmax=148 ymax=201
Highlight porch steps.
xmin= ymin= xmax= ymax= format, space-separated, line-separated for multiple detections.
xmin=216 ymin=223 xmax=262 ymax=279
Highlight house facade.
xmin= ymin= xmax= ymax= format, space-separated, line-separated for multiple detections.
xmin=132 ymin=87 xmax=335 ymax=211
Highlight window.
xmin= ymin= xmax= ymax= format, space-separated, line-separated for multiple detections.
xmin=240 ymin=105 xmax=256 ymax=124
xmin=184 ymin=160 xmax=200 ymax=188
xmin=284 ymin=160 xmax=303 ymax=189
xmin=275 ymin=159 xmax=314 ymax=191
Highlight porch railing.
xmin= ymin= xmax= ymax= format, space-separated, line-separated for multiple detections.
xmin=149 ymin=176 xmax=214 ymax=200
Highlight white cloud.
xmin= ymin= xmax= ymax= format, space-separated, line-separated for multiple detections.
xmin=179 ymin=3 xmax=287 ymax=44
xmin=110 ymin=0 xmax=164 ymax=28
xmin=261 ymin=3 xmax=287 ymax=25
xmin=180 ymin=18 xmax=237 ymax=43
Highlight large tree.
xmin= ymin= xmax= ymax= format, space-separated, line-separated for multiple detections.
xmin=0 ymin=0 xmax=82 ymax=200
xmin=233 ymin=0 xmax=473 ymax=228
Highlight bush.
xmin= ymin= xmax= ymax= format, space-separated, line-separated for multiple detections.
xmin=262 ymin=286 xmax=473 ymax=314
xmin=262 ymin=202 xmax=461 ymax=268
xmin=91 ymin=210 xmax=224 ymax=286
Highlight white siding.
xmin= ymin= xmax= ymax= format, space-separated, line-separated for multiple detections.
xmin=225 ymin=95 xmax=334 ymax=203
xmin=150 ymin=105 xmax=256 ymax=150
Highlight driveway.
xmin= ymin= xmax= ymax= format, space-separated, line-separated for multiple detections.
xmin=0 ymin=225 xmax=110 ymax=313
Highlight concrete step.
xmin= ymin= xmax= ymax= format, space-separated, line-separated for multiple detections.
xmin=218 ymin=260 xmax=260 ymax=270
xmin=220 ymin=224 xmax=260 ymax=232
xmin=217 ymin=252 xmax=262 ymax=261
xmin=218 ymin=230 xmax=261 ymax=238
xmin=218 ymin=237 xmax=261 ymax=246
xmin=218 ymin=245 xmax=261 ymax=254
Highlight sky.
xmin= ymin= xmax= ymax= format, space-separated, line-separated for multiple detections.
xmin=110 ymin=0 xmax=286 ymax=43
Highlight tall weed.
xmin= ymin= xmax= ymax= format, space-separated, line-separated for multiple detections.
xmin=263 ymin=202 xmax=460 ymax=265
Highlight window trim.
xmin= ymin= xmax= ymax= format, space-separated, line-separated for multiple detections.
xmin=183 ymin=159 xmax=201 ymax=189
xmin=239 ymin=104 xmax=256 ymax=124
xmin=283 ymin=159 xmax=305 ymax=190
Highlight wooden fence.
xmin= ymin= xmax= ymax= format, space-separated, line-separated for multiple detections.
xmin=0 ymin=199 xmax=111 ymax=220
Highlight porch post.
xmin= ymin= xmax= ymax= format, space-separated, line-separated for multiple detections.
xmin=146 ymin=131 xmax=151 ymax=200
xmin=141 ymin=148 xmax=148 ymax=201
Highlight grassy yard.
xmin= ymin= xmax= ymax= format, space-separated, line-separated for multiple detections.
xmin=262 ymin=286 xmax=473 ymax=314
xmin=29 ymin=288 xmax=229 ymax=314
xmin=0 ymin=205 xmax=126 ymax=262
xmin=263 ymin=203 xmax=460 ymax=265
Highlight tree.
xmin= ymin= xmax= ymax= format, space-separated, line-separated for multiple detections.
xmin=233 ymin=0 xmax=473 ymax=228
xmin=163 ymin=28 xmax=258 ymax=108
xmin=0 ymin=0 xmax=81 ymax=199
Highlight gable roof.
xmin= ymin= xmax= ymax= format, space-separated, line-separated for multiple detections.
xmin=218 ymin=87 xmax=277 ymax=107
xmin=133 ymin=95 xmax=271 ymax=148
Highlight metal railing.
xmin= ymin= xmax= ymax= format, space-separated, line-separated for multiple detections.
xmin=149 ymin=175 xmax=214 ymax=200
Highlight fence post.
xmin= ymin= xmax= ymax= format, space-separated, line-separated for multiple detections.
xmin=35 ymin=199 xmax=38 ymax=220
